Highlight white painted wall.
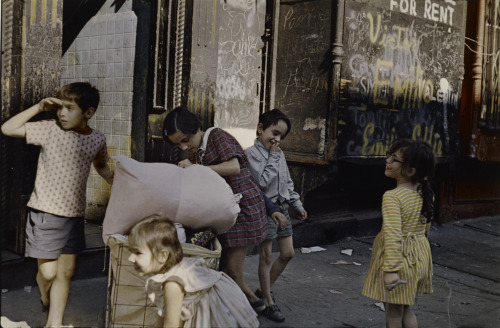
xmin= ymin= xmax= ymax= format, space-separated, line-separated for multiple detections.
xmin=60 ymin=0 xmax=136 ymax=220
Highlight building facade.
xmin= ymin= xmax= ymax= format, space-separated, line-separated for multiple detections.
xmin=2 ymin=0 xmax=499 ymax=253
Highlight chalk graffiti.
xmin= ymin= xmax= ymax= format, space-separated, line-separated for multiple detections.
xmin=278 ymin=7 xmax=330 ymax=101
xmin=282 ymin=58 xmax=329 ymax=99
xmin=368 ymin=13 xmax=418 ymax=51
xmin=344 ymin=6 xmax=462 ymax=110
xmin=335 ymin=0 xmax=463 ymax=157
xmin=282 ymin=7 xmax=329 ymax=30
xmin=214 ymin=0 xmax=264 ymax=130
xmin=412 ymin=124 xmax=443 ymax=155
xmin=361 ymin=123 xmax=397 ymax=156
xmin=374 ymin=60 xmax=434 ymax=109
xmin=216 ymin=0 xmax=262 ymax=102
xmin=348 ymin=122 xmax=443 ymax=156
xmin=273 ymin=2 xmax=332 ymax=155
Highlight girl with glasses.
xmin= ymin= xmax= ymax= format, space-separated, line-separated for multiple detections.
xmin=363 ymin=139 xmax=436 ymax=328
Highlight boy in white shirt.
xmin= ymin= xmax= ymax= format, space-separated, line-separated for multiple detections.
xmin=2 ymin=82 xmax=113 ymax=327
xmin=245 ymin=109 xmax=307 ymax=322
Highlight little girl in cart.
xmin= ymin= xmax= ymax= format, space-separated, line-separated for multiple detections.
xmin=127 ymin=214 xmax=259 ymax=328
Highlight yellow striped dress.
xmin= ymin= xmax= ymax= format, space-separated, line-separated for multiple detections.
xmin=362 ymin=187 xmax=433 ymax=305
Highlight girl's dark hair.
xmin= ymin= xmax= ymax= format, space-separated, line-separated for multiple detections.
xmin=258 ymin=109 xmax=291 ymax=137
xmin=128 ymin=215 xmax=183 ymax=273
xmin=388 ymin=139 xmax=436 ymax=222
xmin=163 ymin=106 xmax=201 ymax=140
xmin=57 ymin=82 xmax=100 ymax=113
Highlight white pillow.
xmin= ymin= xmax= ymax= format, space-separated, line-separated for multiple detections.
xmin=102 ymin=156 xmax=240 ymax=243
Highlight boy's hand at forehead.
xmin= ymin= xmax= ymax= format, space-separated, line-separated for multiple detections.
xmin=38 ymin=97 xmax=63 ymax=112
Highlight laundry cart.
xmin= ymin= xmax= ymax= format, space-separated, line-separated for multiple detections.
xmin=105 ymin=234 xmax=221 ymax=328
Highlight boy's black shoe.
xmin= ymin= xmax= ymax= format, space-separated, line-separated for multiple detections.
xmin=255 ymin=289 xmax=276 ymax=303
xmin=263 ymin=304 xmax=285 ymax=322
xmin=250 ymin=299 xmax=266 ymax=312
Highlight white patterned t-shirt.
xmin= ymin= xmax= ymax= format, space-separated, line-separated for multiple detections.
xmin=25 ymin=120 xmax=109 ymax=217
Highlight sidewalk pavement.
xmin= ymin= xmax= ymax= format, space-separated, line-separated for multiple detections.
xmin=2 ymin=215 xmax=500 ymax=328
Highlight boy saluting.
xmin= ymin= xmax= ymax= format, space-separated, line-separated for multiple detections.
xmin=2 ymin=82 xmax=113 ymax=327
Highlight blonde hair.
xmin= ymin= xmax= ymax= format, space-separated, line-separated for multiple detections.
xmin=128 ymin=215 xmax=183 ymax=273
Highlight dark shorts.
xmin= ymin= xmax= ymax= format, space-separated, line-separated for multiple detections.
xmin=25 ymin=209 xmax=86 ymax=259
xmin=266 ymin=203 xmax=293 ymax=240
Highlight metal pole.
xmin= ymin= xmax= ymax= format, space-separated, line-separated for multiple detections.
xmin=174 ymin=0 xmax=186 ymax=108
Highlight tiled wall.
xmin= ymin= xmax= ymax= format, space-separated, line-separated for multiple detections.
xmin=61 ymin=1 xmax=137 ymax=221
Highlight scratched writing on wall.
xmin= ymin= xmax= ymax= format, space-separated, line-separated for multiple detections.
xmin=340 ymin=0 xmax=463 ymax=157
xmin=346 ymin=11 xmax=460 ymax=110
xmin=215 ymin=0 xmax=264 ymax=129
xmin=274 ymin=4 xmax=332 ymax=155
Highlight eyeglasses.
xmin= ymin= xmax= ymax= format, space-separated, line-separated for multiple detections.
xmin=386 ymin=153 xmax=404 ymax=164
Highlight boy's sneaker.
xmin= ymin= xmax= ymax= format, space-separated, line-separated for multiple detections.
xmin=250 ymin=299 xmax=266 ymax=312
xmin=255 ymin=289 xmax=276 ymax=303
xmin=262 ymin=304 xmax=285 ymax=322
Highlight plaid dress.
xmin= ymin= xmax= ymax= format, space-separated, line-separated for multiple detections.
xmin=198 ymin=128 xmax=267 ymax=248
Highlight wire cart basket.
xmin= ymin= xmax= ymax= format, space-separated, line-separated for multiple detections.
xmin=105 ymin=235 xmax=221 ymax=328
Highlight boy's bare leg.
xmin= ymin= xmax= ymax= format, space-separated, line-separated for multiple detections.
xmin=45 ymin=254 xmax=77 ymax=327
xmin=269 ymin=236 xmax=294 ymax=289
xmin=37 ymin=259 xmax=58 ymax=307
xmin=258 ymin=239 xmax=274 ymax=305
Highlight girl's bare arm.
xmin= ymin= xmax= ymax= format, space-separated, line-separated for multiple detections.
xmin=162 ymin=281 xmax=185 ymax=328
xmin=206 ymin=157 xmax=240 ymax=176
xmin=179 ymin=157 xmax=240 ymax=176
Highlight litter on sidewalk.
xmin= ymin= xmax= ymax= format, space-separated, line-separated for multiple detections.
xmin=1 ymin=317 xmax=30 ymax=328
xmin=340 ymin=248 xmax=353 ymax=256
xmin=374 ymin=302 xmax=385 ymax=311
xmin=300 ymin=246 xmax=327 ymax=253
xmin=331 ymin=260 xmax=361 ymax=266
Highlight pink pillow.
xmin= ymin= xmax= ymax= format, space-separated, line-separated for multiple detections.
xmin=102 ymin=156 xmax=240 ymax=243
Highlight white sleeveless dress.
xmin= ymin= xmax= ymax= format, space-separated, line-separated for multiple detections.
xmin=146 ymin=257 xmax=259 ymax=327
